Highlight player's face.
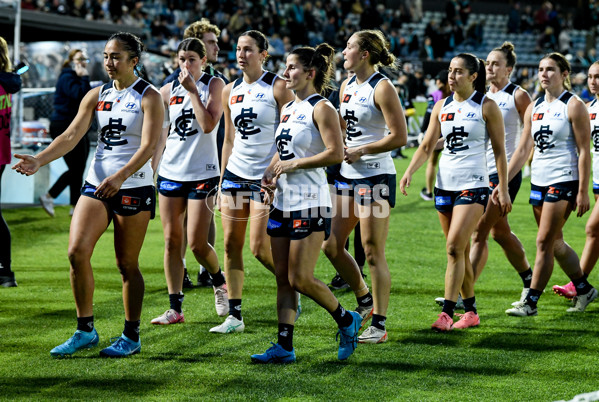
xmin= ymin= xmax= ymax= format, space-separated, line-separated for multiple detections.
xmin=588 ymin=64 xmax=599 ymax=95
xmin=448 ymin=57 xmax=476 ymax=93
xmin=201 ymin=32 xmax=219 ymax=64
xmin=103 ymin=40 xmax=137 ymax=80
xmin=178 ymin=50 xmax=204 ymax=78
xmin=236 ymin=36 xmax=265 ymax=71
xmin=283 ymin=54 xmax=310 ymax=91
xmin=342 ymin=35 xmax=364 ymax=71
xmin=486 ymin=51 xmax=509 ymax=83
xmin=538 ymin=58 xmax=567 ymax=91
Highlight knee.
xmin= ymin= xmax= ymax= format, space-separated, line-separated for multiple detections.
xmin=446 ymin=242 xmax=464 ymax=260
xmin=250 ymin=240 xmax=270 ymax=262
xmin=322 ymin=239 xmax=339 ymax=260
xmin=288 ymin=271 xmax=311 ymax=294
xmin=189 ymin=241 xmax=211 ymax=259
xmin=223 ymin=235 xmax=244 ymax=258
xmin=535 ymin=233 xmax=554 ymax=251
xmin=67 ymin=244 xmax=92 ymax=269
xmin=471 ymin=229 xmax=487 ymax=244
xmin=363 ymin=243 xmax=382 ymax=267
xmin=164 ymin=234 xmax=183 ymax=254
xmin=115 ymin=260 xmax=141 ymax=280
xmin=586 ymin=221 xmax=599 ymax=239
xmin=490 ymin=227 xmax=510 ymax=244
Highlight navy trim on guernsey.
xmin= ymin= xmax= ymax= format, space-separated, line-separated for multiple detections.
xmin=559 ymin=91 xmax=573 ymax=104
xmin=444 ymin=95 xmax=454 ymax=107
xmin=471 ymin=91 xmax=484 ymax=105
xmin=368 ymin=72 xmax=384 ymax=88
xmin=347 ymin=75 xmax=357 ymax=86
xmin=172 ymin=79 xmax=180 ymax=89
xmin=199 ymin=74 xmax=211 ymax=86
xmin=233 ymin=77 xmax=243 ymax=89
xmin=591 ymin=99 xmax=598 ymax=107
xmin=101 ymin=81 xmax=113 ymax=94
xmin=132 ymin=79 xmax=150 ymax=95
xmin=307 ymin=94 xmax=325 ymax=107
xmin=261 ymin=71 xmax=276 ymax=85
xmin=535 ymin=95 xmax=545 ymax=107
xmin=505 ymin=82 xmax=517 ymax=95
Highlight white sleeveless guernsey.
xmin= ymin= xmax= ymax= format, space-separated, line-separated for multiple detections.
xmin=588 ymin=98 xmax=599 ymax=186
xmin=339 ymin=72 xmax=396 ymax=178
xmin=159 ymin=73 xmax=220 ymax=181
xmin=530 ymin=91 xmax=579 ymax=186
xmin=273 ymin=94 xmax=332 ymax=211
xmin=486 ymin=82 xmax=522 ymax=175
xmin=437 ymin=91 xmax=489 ymax=191
xmin=86 ymin=78 xmax=154 ymax=189
xmin=226 ymin=70 xmax=280 ymax=179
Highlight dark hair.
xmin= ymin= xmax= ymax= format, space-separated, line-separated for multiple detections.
xmin=0 ymin=36 xmax=11 ymax=72
xmin=107 ymin=32 xmax=145 ymax=73
xmin=455 ymin=53 xmax=486 ymax=93
xmin=435 ymin=70 xmax=449 ymax=84
xmin=290 ymin=43 xmax=336 ymax=95
xmin=541 ymin=52 xmax=572 ymax=90
xmin=62 ymin=48 xmax=83 ymax=69
xmin=353 ymin=29 xmax=399 ymax=70
xmin=492 ymin=41 xmax=517 ymax=68
xmin=239 ymin=30 xmax=269 ymax=53
xmin=177 ymin=37 xmax=206 ymax=59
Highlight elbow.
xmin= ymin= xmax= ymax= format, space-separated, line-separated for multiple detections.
xmin=392 ymin=131 xmax=408 ymax=149
xmin=332 ymin=148 xmax=344 ymax=165
xmin=200 ymin=121 xmax=217 ymax=133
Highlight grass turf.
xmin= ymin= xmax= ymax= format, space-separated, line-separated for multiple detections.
xmin=1 ymin=147 xmax=597 ymax=401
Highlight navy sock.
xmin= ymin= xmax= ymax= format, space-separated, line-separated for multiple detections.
xmin=77 ymin=316 xmax=94 ymax=332
xmin=209 ymin=268 xmax=226 ymax=288
xmin=442 ymin=299 xmax=456 ymax=318
xmin=123 ymin=320 xmax=140 ymax=342
xmin=462 ymin=296 xmax=477 ymax=314
xmin=572 ymin=276 xmax=593 ymax=295
xmin=229 ymin=299 xmax=242 ymax=320
xmin=278 ymin=323 xmax=294 ymax=352
xmin=525 ymin=288 xmax=543 ymax=308
xmin=357 ymin=292 xmax=373 ymax=307
xmin=371 ymin=314 xmax=386 ymax=330
xmin=519 ymin=268 xmax=533 ymax=288
xmin=169 ymin=292 xmax=184 ymax=313
xmin=330 ymin=303 xmax=353 ymax=328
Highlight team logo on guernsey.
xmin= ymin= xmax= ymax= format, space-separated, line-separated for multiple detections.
xmin=342 ymin=94 xmax=352 ymax=103
xmin=234 ymin=107 xmax=260 ymax=139
xmin=96 ymin=101 xmax=113 ymax=111
xmin=281 ymin=114 xmax=290 ymax=123
xmin=121 ymin=196 xmax=140 ymax=206
xmin=445 ymin=126 xmax=469 ymax=154
xmin=533 ymin=113 xmax=544 ymax=121
xmin=100 ymin=118 xmax=128 ymax=150
xmin=169 ymin=96 xmax=184 ymax=105
xmin=174 ymin=108 xmax=198 ymax=140
xmin=441 ymin=113 xmax=454 ymax=121
xmin=343 ymin=110 xmax=362 ymax=140
xmin=276 ymin=128 xmax=295 ymax=160
xmin=592 ymin=126 xmax=599 ymax=152
xmin=533 ymin=125 xmax=555 ymax=153
xmin=230 ymin=94 xmax=244 ymax=104
xmin=591 ymin=113 xmax=597 ymax=120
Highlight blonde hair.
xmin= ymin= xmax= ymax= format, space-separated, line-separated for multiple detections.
xmin=183 ymin=18 xmax=221 ymax=40
xmin=0 ymin=37 xmax=11 ymax=73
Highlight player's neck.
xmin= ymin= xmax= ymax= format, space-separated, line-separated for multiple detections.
xmin=489 ymin=78 xmax=509 ymax=93
xmin=353 ymin=66 xmax=376 ymax=85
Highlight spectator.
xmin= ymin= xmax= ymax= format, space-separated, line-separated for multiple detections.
xmin=508 ymin=3 xmax=521 ymax=34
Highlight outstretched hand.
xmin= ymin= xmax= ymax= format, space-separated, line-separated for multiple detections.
xmin=12 ymin=154 xmax=41 ymax=176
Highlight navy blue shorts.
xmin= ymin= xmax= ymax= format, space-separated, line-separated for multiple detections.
xmin=326 ymin=163 xmax=342 ymax=185
xmin=80 ymin=182 xmax=156 ymax=219
xmin=434 ymin=187 xmax=489 ymax=213
xmin=157 ymin=175 xmax=219 ymax=200
xmin=593 ymin=182 xmax=599 ymax=195
xmin=489 ymin=170 xmax=522 ymax=203
xmin=529 ymin=181 xmax=578 ymax=206
xmin=267 ymin=207 xmax=331 ymax=240
xmin=332 ymin=173 xmax=396 ymax=208
xmin=220 ymin=169 xmax=265 ymax=202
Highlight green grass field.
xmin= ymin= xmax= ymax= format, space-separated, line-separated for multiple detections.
xmin=1 ymin=148 xmax=597 ymax=401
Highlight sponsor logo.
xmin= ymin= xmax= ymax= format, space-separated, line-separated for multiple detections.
xmin=267 ymin=219 xmax=282 ymax=230
xmin=169 ymin=96 xmax=184 ymax=105
xmin=466 ymin=112 xmax=476 ymax=118
xmin=342 ymin=94 xmax=352 ymax=103
xmin=121 ymin=196 xmax=140 ymax=206
xmin=296 ymin=114 xmax=306 ymax=121
xmin=335 ymin=181 xmax=351 ymax=190
xmin=530 ymin=190 xmax=543 ymax=200
xmin=281 ymin=114 xmax=290 ymax=123
xmin=206 ymin=164 xmax=216 ymax=171
xmin=591 ymin=113 xmax=597 ymax=120
xmin=221 ymin=180 xmax=241 ymax=189
xmin=359 ymin=96 xmax=367 ymax=103
xmin=125 ymin=102 xmax=136 ymax=110
xmin=293 ymin=219 xmax=310 ymax=229
xmin=160 ymin=181 xmax=182 ymax=191
xmin=230 ymin=94 xmax=244 ymax=104
xmin=96 ymin=101 xmax=113 ymax=111
xmin=498 ymin=102 xmax=507 ymax=108
xmin=366 ymin=162 xmax=380 ymax=169
xmin=255 ymin=93 xmax=265 ymax=99
xmin=441 ymin=113 xmax=454 ymax=121
xmin=196 ymin=183 xmax=207 ymax=190
xmin=131 ymin=172 xmax=145 ymax=179
xmin=533 ymin=113 xmax=544 ymax=121
xmin=435 ymin=196 xmax=452 ymax=205
xmin=303 ymin=193 xmax=318 ymax=200
xmin=553 ymin=112 xmax=561 ymax=118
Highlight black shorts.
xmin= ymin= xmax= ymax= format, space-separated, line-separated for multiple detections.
xmin=267 ymin=207 xmax=331 ymax=240
xmin=593 ymin=182 xmax=599 ymax=195
xmin=489 ymin=170 xmax=522 ymax=203
xmin=220 ymin=169 xmax=264 ymax=202
xmin=529 ymin=181 xmax=578 ymax=206
xmin=326 ymin=163 xmax=342 ymax=185
xmin=434 ymin=187 xmax=489 ymax=213
xmin=157 ymin=175 xmax=219 ymax=200
xmin=332 ymin=173 xmax=396 ymax=208
xmin=81 ymin=182 xmax=156 ymax=219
